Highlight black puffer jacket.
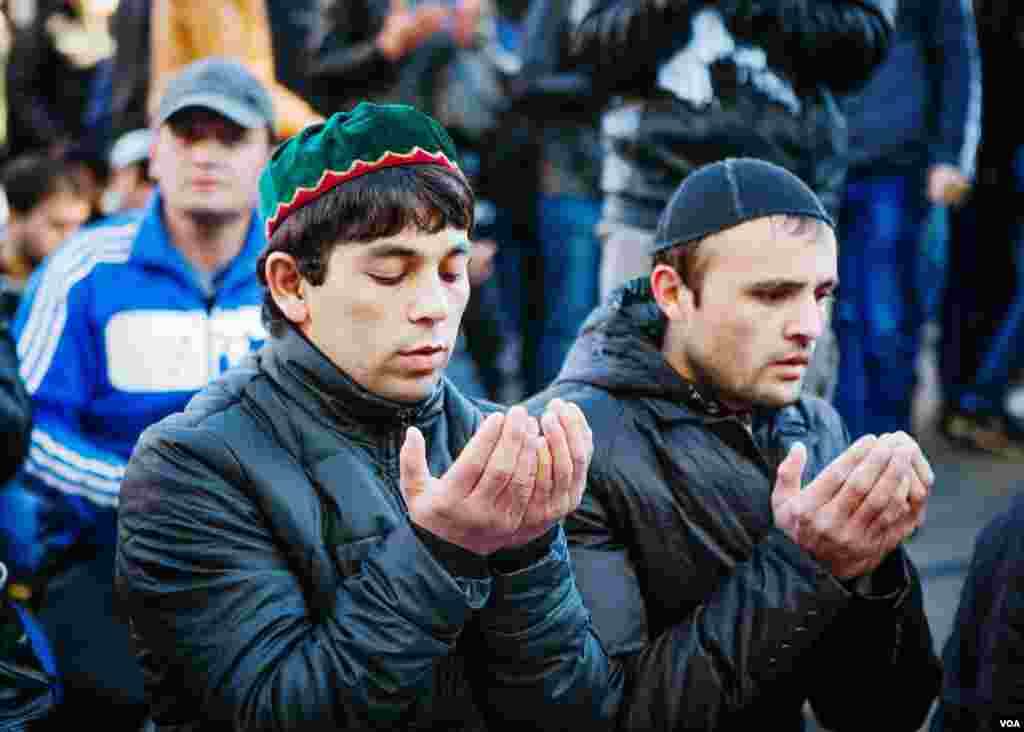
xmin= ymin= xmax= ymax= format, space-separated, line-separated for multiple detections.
xmin=525 ymin=279 xmax=941 ymax=730
xmin=569 ymin=0 xmax=897 ymax=226
xmin=0 ymin=320 xmax=30 ymax=485
xmin=930 ymin=493 xmax=1024 ymax=731
xmin=116 ymin=327 xmax=615 ymax=731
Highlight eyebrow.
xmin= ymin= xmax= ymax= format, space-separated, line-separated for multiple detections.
xmin=364 ymin=241 xmax=472 ymax=260
xmin=747 ymin=278 xmax=839 ymax=291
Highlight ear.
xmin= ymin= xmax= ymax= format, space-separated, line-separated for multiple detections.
xmin=650 ymin=263 xmax=695 ymax=323
xmin=264 ymin=252 xmax=310 ymax=326
xmin=147 ymin=131 xmax=163 ymax=184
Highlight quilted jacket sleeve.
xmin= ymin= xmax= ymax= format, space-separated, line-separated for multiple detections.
xmin=474 ymin=526 xmax=620 ymax=731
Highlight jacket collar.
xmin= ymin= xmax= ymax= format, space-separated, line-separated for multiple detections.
xmin=129 ymin=192 xmax=267 ymax=296
xmin=266 ymin=326 xmax=445 ymax=431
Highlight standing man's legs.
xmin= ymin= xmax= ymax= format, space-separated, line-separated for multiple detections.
xmin=598 ymin=221 xmax=653 ymax=301
xmin=940 ymin=185 xmax=1017 ymax=410
xmin=835 ymin=175 xmax=929 ymax=438
xmin=534 ymin=194 xmax=601 ymax=392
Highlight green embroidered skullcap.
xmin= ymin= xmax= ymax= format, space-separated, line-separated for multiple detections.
xmin=260 ymin=102 xmax=461 ymax=239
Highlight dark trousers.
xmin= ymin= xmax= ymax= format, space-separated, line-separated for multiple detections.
xmin=939 ymin=181 xmax=1020 ymax=412
xmin=35 ymin=541 xmax=147 ymax=732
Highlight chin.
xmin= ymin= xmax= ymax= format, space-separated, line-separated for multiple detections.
xmin=385 ymin=374 xmax=442 ymax=404
xmin=754 ymin=382 xmax=803 ymax=408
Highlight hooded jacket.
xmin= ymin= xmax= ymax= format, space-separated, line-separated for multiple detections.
xmin=115 ymin=326 xmax=616 ymax=731
xmin=569 ymin=0 xmax=897 ymax=227
xmin=525 ymin=279 xmax=942 ymax=730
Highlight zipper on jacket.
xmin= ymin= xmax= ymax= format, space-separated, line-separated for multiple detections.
xmin=713 ymin=417 xmax=778 ymax=479
xmin=397 ymin=407 xmax=416 ymax=433
xmin=388 ymin=407 xmax=419 ymax=512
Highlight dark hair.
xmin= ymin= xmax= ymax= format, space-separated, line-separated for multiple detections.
xmin=652 ymin=238 xmax=709 ymax=306
xmin=257 ymin=164 xmax=475 ymax=337
xmin=1 ymin=154 xmax=81 ymax=215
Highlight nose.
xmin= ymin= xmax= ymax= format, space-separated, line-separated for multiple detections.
xmin=784 ymin=294 xmax=827 ymax=347
xmin=188 ymin=137 xmax=217 ymax=165
xmin=408 ymin=274 xmax=451 ymax=325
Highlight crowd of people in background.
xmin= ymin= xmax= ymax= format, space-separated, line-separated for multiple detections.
xmin=0 ymin=0 xmax=1020 ymax=729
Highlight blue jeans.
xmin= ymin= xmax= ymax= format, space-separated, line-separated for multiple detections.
xmin=835 ymin=175 xmax=930 ymax=438
xmin=495 ymin=195 xmax=601 ymax=397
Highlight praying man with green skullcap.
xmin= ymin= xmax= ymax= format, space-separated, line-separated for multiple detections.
xmin=114 ymin=102 xmax=617 ymax=731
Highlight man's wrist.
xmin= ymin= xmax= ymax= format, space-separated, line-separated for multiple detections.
xmin=412 ymin=523 xmax=489 ymax=579
xmin=840 ymin=551 xmax=908 ymax=598
xmin=489 ymin=526 xmax=559 ymax=574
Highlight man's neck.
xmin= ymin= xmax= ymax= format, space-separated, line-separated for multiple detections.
xmin=163 ymin=206 xmax=252 ymax=274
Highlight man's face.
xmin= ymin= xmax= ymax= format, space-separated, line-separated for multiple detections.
xmin=150 ymin=109 xmax=271 ymax=220
xmin=10 ymin=189 xmax=90 ymax=264
xmin=660 ymin=216 xmax=838 ymax=410
xmin=300 ymin=226 xmax=472 ymax=403
xmin=104 ymin=163 xmax=154 ymax=213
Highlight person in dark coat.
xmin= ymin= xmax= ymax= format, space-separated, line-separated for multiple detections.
xmin=115 ymin=102 xmax=611 ymax=731
xmin=4 ymin=0 xmax=103 ymax=160
xmin=0 ymin=319 xmax=29 ymax=488
xmin=525 ymin=158 xmax=943 ymax=730
xmin=836 ymin=0 xmax=981 ymax=440
xmin=930 ymin=491 xmax=1024 ymax=730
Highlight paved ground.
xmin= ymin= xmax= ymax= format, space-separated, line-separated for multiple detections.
xmin=804 ymin=335 xmax=1023 ymax=731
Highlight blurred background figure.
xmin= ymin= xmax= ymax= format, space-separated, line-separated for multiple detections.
xmin=0 ymin=153 xmax=89 ymax=308
xmin=834 ymin=0 xmax=981 ymax=440
xmin=305 ymin=0 xmax=457 ymax=114
xmin=930 ymin=491 xmax=1024 ymax=730
xmin=148 ymin=0 xmax=322 ymax=139
xmin=107 ymin=0 xmax=149 ymax=140
xmin=4 ymin=0 xmax=112 ymax=161
xmin=101 ymin=127 xmax=153 ymax=214
xmin=938 ymin=0 xmax=1024 ymax=458
xmin=477 ymin=0 xmax=604 ymax=399
xmin=0 ymin=237 xmax=29 ymax=484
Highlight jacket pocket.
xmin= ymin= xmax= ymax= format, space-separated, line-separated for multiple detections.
xmin=330 ymin=536 xmax=383 ymax=579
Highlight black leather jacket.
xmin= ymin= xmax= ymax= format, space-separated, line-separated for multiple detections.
xmin=525 ymin=279 xmax=942 ymax=730
xmin=116 ymin=327 xmax=615 ymax=731
xmin=570 ymin=0 xmax=897 ymax=227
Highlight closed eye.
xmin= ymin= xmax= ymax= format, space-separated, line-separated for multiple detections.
xmin=368 ymin=273 xmax=404 ymax=285
xmin=753 ymin=288 xmax=796 ymax=304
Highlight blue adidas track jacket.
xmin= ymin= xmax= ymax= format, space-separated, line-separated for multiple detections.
xmin=1 ymin=195 xmax=266 ymax=575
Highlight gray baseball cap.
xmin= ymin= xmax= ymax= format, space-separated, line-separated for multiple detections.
xmin=156 ymin=57 xmax=274 ymax=132
xmin=109 ymin=129 xmax=153 ymax=169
